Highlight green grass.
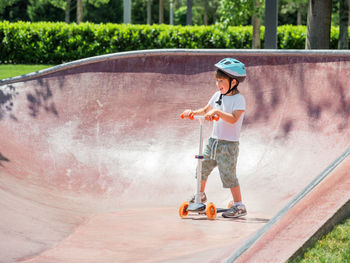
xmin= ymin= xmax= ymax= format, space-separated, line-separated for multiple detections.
xmin=0 ymin=64 xmax=53 ymax=79
xmin=289 ymin=217 xmax=350 ymax=263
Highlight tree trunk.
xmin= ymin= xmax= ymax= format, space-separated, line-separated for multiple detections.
xmin=186 ymin=0 xmax=192 ymax=25
xmin=169 ymin=0 xmax=174 ymax=25
xmin=77 ymin=0 xmax=83 ymax=23
xmin=264 ymin=0 xmax=278 ymax=49
xmin=159 ymin=0 xmax=164 ymax=24
xmin=65 ymin=0 xmax=71 ymax=23
xmin=204 ymin=0 xmax=208 ymax=26
xmin=305 ymin=0 xmax=332 ymax=49
xmin=252 ymin=0 xmax=261 ymax=49
xmin=147 ymin=0 xmax=152 ymax=24
xmin=297 ymin=2 xmax=302 ymax=25
xmin=123 ymin=0 xmax=131 ymax=23
xmin=339 ymin=0 xmax=349 ymax=49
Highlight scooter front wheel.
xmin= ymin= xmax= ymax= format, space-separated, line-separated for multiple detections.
xmin=179 ymin=201 xmax=189 ymax=218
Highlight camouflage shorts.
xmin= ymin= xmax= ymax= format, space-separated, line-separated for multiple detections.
xmin=199 ymin=137 xmax=240 ymax=188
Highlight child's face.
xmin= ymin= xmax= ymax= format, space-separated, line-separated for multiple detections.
xmin=215 ymin=77 xmax=230 ymax=94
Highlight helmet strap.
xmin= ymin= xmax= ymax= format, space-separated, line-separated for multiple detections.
xmin=216 ymin=78 xmax=239 ymax=105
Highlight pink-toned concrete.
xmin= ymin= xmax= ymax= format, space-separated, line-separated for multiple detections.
xmin=235 ymin=156 xmax=350 ymax=263
xmin=0 ymin=50 xmax=349 ymax=263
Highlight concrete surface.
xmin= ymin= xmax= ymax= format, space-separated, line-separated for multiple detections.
xmin=0 ymin=50 xmax=349 ymax=263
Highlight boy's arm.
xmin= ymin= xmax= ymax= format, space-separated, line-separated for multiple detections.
xmin=205 ymin=109 xmax=244 ymax=124
xmin=193 ymin=104 xmax=212 ymax=116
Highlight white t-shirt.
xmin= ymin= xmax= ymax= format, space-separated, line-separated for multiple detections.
xmin=208 ymin=91 xmax=246 ymax=142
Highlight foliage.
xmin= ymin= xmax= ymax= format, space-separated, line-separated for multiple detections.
xmin=174 ymin=5 xmax=204 ymax=25
xmin=0 ymin=21 xmax=346 ymax=64
xmin=279 ymin=0 xmax=308 ymax=25
xmin=0 ymin=0 xmax=344 ymax=27
xmin=278 ymin=25 xmax=306 ymax=49
xmin=0 ymin=0 xmax=30 ymax=21
xmin=27 ymin=0 xmax=65 ymax=21
xmin=0 ymin=0 xmax=20 ymax=10
xmin=85 ymin=0 xmax=123 ymax=23
xmin=288 ymin=217 xmax=350 ymax=262
xmin=173 ymin=0 xmax=220 ymax=25
xmin=218 ymin=0 xmax=254 ymax=26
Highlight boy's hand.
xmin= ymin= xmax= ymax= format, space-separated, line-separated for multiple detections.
xmin=204 ymin=109 xmax=218 ymax=121
xmin=181 ymin=109 xmax=193 ymax=118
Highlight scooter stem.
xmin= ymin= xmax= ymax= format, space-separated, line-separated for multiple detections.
xmin=180 ymin=114 xmax=219 ymax=204
xmin=195 ymin=118 xmax=204 ymax=203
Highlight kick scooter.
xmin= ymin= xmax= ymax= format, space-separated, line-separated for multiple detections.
xmin=178 ymin=113 xmax=219 ymax=220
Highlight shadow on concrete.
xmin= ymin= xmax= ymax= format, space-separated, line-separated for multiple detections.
xmin=0 ymin=152 xmax=10 ymax=166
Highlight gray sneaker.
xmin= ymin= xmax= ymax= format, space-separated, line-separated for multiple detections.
xmin=222 ymin=204 xmax=247 ymax=218
xmin=189 ymin=192 xmax=207 ymax=203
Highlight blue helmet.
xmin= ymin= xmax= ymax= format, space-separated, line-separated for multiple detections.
xmin=214 ymin=58 xmax=246 ymax=82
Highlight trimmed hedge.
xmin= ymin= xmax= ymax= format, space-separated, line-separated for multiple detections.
xmin=0 ymin=21 xmax=344 ymax=64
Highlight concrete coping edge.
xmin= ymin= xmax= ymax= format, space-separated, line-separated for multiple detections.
xmin=2 ymin=49 xmax=350 ymax=85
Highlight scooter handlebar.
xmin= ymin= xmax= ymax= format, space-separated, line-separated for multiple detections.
xmin=180 ymin=113 xmax=219 ymax=121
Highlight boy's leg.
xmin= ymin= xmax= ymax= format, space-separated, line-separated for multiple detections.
xmin=200 ymin=180 xmax=207 ymax=192
xmin=224 ymin=185 xmax=247 ymax=218
xmin=216 ymin=141 xmax=240 ymax=190
xmin=230 ymin=185 xmax=242 ymax=203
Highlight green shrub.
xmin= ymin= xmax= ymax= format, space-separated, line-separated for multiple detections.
xmin=278 ymin=25 xmax=306 ymax=49
xmin=0 ymin=21 xmax=345 ymax=64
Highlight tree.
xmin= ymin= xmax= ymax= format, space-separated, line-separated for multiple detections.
xmin=159 ymin=0 xmax=164 ymax=23
xmin=85 ymin=0 xmax=123 ymax=23
xmin=252 ymin=0 xmax=261 ymax=48
xmin=218 ymin=0 xmax=253 ymax=26
xmin=186 ymin=0 xmax=192 ymax=25
xmin=338 ymin=0 xmax=349 ymax=49
xmin=77 ymin=0 xmax=83 ymax=23
xmin=305 ymin=0 xmax=332 ymax=49
xmin=28 ymin=0 xmax=109 ymax=23
xmin=0 ymin=0 xmax=30 ymax=21
xmin=147 ymin=0 xmax=152 ymax=24
xmin=65 ymin=0 xmax=71 ymax=22
xmin=279 ymin=0 xmax=308 ymax=25
xmin=0 ymin=0 xmax=20 ymax=9
xmin=27 ymin=0 xmax=65 ymax=21
xmin=217 ymin=0 xmax=263 ymax=48
xmin=203 ymin=0 xmax=220 ymax=25
xmin=203 ymin=0 xmax=208 ymax=25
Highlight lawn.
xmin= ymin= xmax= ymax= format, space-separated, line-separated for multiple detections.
xmin=289 ymin=217 xmax=350 ymax=262
xmin=0 ymin=64 xmax=53 ymax=79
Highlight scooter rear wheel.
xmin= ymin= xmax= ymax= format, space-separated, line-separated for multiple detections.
xmin=179 ymin=201 xmax=189 ymax=218
xmin=206 ymin=202 xmax=217 ymax=220
xmin=228 ymin=200 xmax=234 ymax=208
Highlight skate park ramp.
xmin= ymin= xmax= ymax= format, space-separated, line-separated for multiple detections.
xmin=0 ymin=49 xmax=349 ymax=263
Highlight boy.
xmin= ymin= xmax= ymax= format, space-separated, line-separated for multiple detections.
xmin=181 ymin=58 xmax=247 ymax=218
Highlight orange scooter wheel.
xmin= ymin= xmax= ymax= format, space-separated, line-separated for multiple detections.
xmin=206 ymin=202 xmax=217 ymax=220
xmin=228 ymin=200 xmax=234 ymax=208
xmin=179 ymin=201 xmax=189 ymax=218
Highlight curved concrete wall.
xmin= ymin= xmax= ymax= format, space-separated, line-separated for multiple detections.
xmin=0 ymin=50 xmax=349 ymax=262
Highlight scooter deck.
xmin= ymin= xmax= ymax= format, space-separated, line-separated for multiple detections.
xmin=216 ymin=208 xmax=231 ymax=213
xmin=187 ymin=203 xmax=230 ymax=214
xmin=187 ymin=202 xmax=206 ymax=212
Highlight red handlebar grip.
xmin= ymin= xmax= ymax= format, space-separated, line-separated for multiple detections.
xmin=180 ymin=113 xmax=194 ymax=119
